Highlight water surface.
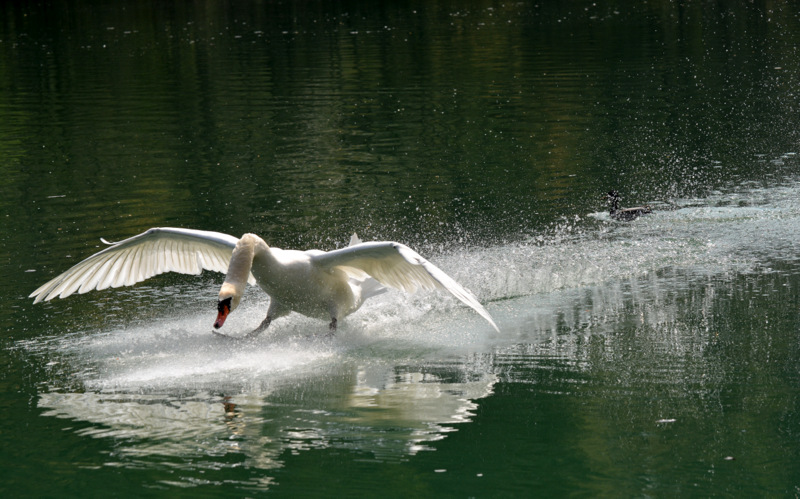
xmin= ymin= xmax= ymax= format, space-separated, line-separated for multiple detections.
xmin=2 ymin=1 xmax=800 ymax=496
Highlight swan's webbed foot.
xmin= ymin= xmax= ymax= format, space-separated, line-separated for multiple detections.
xmin=212 ymin=316 xmax=272 ymax=341
xmin=212 ymin=330 xmax=240 ymax=340
xmin=244 ymin=315 xmax=272 ymax=339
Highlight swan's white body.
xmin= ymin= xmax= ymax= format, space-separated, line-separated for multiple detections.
xmin=30 ymin=228 xmax=499 ymax=334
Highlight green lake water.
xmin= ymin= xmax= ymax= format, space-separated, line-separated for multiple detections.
xmin=2 ymin=1 xmax=800 ymax=496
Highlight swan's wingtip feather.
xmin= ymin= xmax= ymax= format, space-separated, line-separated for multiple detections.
xmin=479 ymin=309 xmax=500 ymax=333
xmin=321 ymin=239 xmax=499 ymax=331
xmin=29 ymin=227 xmax=240 ymax=303
xmin=29 ymin=284 xmax=49 ymax=300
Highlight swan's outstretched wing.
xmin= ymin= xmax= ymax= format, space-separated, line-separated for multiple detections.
xmin=30 ymin=227 xmax=253 ymax=303
xmin=312 ymin=240 xmax=499 ymax=332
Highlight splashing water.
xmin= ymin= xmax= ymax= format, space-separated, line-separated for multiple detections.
xmin=18 ymin=174 xmax=800 ymax=477
xmin=25 ymin=176 xmax=800 ymax=389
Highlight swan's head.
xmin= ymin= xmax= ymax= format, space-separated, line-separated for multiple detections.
xmin=213 ymin=282 xmax=242 ymax=329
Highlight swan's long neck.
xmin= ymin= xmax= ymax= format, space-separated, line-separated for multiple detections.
xmin=219 ymin=233 xmax=265 ymax=311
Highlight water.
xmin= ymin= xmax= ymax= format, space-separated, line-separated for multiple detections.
xmin=3 ymin=1 xmax=800 ymax=496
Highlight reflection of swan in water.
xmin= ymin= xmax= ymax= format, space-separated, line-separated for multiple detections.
xmin=30 ymin=228 xmax=498 ymax=336
xmin=37 ymin=363 xmax=497 ymax=472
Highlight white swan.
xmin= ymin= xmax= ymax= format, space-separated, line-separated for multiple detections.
xmin=30 ymin=228 xmax=499 ymax=336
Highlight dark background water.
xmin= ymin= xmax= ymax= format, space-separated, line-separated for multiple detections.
xmin=2 ymin=1 xmax=800 ymax=496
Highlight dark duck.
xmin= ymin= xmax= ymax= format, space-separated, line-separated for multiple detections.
xmin=606 ymin=190 xmax=652 ymax=221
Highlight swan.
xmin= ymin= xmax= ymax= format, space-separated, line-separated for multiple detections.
xmin=30 ymin=228 xmax=499 ymax=336
xmin=607 ymin=190 xmax=652 ymax=221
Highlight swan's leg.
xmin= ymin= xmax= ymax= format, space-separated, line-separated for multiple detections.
xmin=240 ymin=299 xmax=287 ymax=339
xmin=326 ymin=297 xmax=341 ymax=336
xmin=327 ymin=317 xmax=337 ymax=336
xmin=212 ymin=315 xmax=272 ymax=341
xmin=245 ymin=315 xmax=272 ymax=339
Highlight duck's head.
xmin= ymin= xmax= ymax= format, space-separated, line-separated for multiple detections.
xmin=606 ymin=190 xmax=621 ymax=211
xmin=214 ymin=282 xmax=242 ymax=329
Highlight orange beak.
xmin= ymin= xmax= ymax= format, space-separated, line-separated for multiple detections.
xmin=214 ymin=298 xmax=231 ymax=329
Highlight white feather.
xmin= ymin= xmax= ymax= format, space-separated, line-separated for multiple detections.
xmin=29 ymin=228 xmax=249 ymax=303
xmin=30 ymin=228 xmax=499 ymax=333
xmin=312 ymin=240 xmax=499 ymax=332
